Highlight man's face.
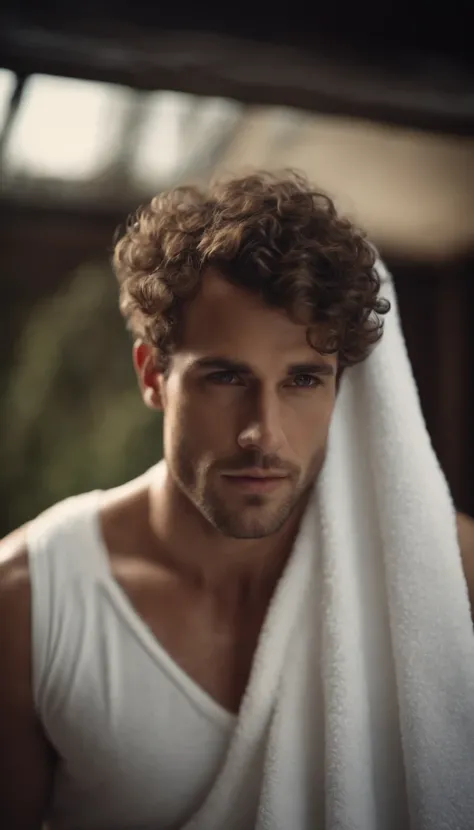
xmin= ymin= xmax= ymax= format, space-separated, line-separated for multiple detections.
xmin=141 ymin=268 xmax=338 ymax=539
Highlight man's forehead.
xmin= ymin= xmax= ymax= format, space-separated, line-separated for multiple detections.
xmin=181 ymin=267 xmax=315 ymax=346
xmin=187 ymin=267 xmax=268 ymax=316
xmin=197 ymin=267 xmax=252 ymax=300
xmin=175 ymin=267 xmax=338 ymax=375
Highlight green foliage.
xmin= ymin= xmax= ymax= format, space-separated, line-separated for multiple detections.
xmin=0 ymin=262 xmax=162 ymax=534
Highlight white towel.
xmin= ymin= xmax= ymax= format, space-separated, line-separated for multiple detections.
xmin=183 ymin=261 xmax=474 ymax=830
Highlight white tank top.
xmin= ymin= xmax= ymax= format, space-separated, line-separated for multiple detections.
xmin=27 ymin=492 xmax=236 ymax=830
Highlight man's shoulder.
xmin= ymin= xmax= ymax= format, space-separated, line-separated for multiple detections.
xmin=0 ymin=517 xmax=39 ymax=653
xmin=0 ymin=472 xmax=155 ymax=583
xmin=0 ymin=526 xmax=32 ymax=693
xmin=0 ymin=525 xmax=30 ymax=602
xmin=0 ymin=490 xmax=102 ymax=593
xmin=0 ymin=489 xmax=109 ymax=665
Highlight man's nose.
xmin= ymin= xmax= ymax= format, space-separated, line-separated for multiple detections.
xmin=237 ymin=389 xmax=285 ymax=455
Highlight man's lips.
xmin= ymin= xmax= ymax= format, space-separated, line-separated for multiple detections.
xmin=221 ymin=473 xmax=289 ymax=493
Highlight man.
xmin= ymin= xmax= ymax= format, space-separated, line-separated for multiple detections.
xmin=1 ymin=171 xmax=473 ymax=829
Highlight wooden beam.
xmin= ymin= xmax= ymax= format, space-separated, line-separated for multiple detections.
xmin=1 ymin=21 xmax=473 ymax=135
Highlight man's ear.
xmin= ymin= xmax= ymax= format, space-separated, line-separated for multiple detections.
xmin=132 ymin=341 xmax=165 ymax=411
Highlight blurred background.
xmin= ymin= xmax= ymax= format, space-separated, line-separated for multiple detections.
xmin=1 ymin=2 xmax=473 ymax=535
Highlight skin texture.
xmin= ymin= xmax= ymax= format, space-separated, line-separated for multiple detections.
xmin=1 ymin=267 xmax=474 ymax=828
xmin=139 ymin=267 xmax=338 ymax=542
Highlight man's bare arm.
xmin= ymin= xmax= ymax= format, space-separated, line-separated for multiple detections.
xmin=0 ymin=528 xmax=55 ymax=829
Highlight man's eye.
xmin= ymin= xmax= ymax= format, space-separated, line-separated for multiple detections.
xmin=207 ymin=371 xmax=241 ymax=385
xmin=291 ymin=374 xmax=321 ymax=388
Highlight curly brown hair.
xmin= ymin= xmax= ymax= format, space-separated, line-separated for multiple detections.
xmin=113 ymin=171 xmax=390 ymax=372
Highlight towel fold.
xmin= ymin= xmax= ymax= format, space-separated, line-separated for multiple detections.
xmin=183 ymin=261 xmax=474 ymax=830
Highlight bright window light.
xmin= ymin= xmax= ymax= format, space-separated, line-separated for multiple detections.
xmin=181 ymin=96 xmax=242 ymax=166
xmin=131 ymin=90 xmax=195 ymax=186
xmin=131 ymin=91 xmax=242 ymax=187
xmin=4 ymin=74 xmax=132 ymax=180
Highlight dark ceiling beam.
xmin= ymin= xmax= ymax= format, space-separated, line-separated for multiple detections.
xmin=1 ymin=21 xmax=474 ymax=136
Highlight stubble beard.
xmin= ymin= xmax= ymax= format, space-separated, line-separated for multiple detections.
xmin=173 ymin=443 xmax=326 ymax=540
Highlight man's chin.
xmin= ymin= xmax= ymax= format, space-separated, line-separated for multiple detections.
xmin=215 ymin=523 xmax=282 ymax=541
xmin=210 ymin=503 xmax=294 ymax=540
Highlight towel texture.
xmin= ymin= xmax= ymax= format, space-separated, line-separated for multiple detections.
xmin=182 ymin=261 xmax=474 ymax=830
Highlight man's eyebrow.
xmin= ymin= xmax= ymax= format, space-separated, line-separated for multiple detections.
xmin=287 ymin=362 xmax=335 ymax=377
xmin=192 ymin=357 xmax=252 ymax=373
xmin=191 ymin=357 xmax=335 ymax=376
